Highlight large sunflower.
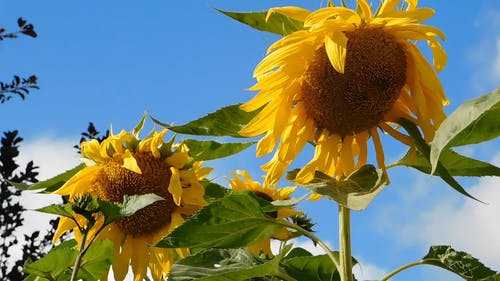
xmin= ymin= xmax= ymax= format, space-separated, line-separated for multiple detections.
xmin=52 ymin=128 xmax=212 ymax=281
xmin=240 ymin=0 xmax=448 ymax=185
xmin=227 ymin=170 xmax=301 ymax=256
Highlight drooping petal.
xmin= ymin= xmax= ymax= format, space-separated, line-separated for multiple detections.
xmin=325 ymin=32 xmax=348 ymax=74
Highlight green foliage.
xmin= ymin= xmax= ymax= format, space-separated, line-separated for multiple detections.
xmin=430 ymin=88 xmax=500 ymax=174
xmin=183 ymin=139 xmax=256 ymax=161
xmin=23 ymin=240 xmax=78 ymax=281
xmin=421 ymin=246 xmax=499 ymax=281
xmin=156 ymin=191 xmax=288 ymax=249
xmin=216 ymin=9 xmax=303 ymax=36
xmin=169 ymin=248 xmax=283 ymax=281
xmin=37 ymin=204 xmax=75 ymax=220
xmin=397 ymin=119 xmax=479 ymax=201
xmin=281 ymin=253 xmax=341 ymax=281
xmin=76 ymin=240 xmax=114 ymax=281
xmin=203 ymin=181 xmax=231 ymax=202
xmin=8 ymin=164 xmax=84 ymax=192
xmin=287 ymin=165 xmax=386 ymax=210
xmin=150 ymin=104 xmax=259 ymax=138
xmin=394 ymin=147 xmax=500 ymax=176
xmin=23 ymin=239 xmax=114 ymax=281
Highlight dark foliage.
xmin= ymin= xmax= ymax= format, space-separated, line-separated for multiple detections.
xmin=0 ymin=131 xmax=46 ymax=281
xmin=0 ymin=18 xmax=39 ymax=104
xmin=74 ymin=122 xmax=110 ymax=153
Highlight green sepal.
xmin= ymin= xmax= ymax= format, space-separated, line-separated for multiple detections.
xmin=393 ymin=147 xmax=500 ymax=177
xmin=8 ymin=164 xmax=85 ymax=192
xmin=183 ymin=139 xmax=256 ymax=161
xmin=398 ymin=118 xmax=480 ymax=202
xmin=216 ymin=9 xmax=303 ymax=36
xmin=132 ymin=111 xmax=148 ymax=137
xmin=150 ymin=104 xmax=260 ymax=138
xmin=420 ymin=246 xmax=499 ymax=281
xmin=430 ymin=87 xmax=500 ymax=174
xmin=286 ymin=165 xmax=386 ymax=210
xmin=155 ymin=191 xmax=285 ymax=249
xmin=36 ymin=203 xmax=75 ymax=220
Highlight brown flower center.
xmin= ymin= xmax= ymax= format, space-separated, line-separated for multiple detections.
xmin=301 ymin=27 xmax=407 ymax=136
xmin=94 ymin=152 xmax=175 ymax=236
xmin=254 ymin=191 xmax=278 ymax=219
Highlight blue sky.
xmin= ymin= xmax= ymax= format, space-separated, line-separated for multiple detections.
xmin=1 ymin=0 xmax=499 ymax=280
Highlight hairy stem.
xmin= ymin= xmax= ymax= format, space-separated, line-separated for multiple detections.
xmin=339 ymin=205 xmax=353 ymax=281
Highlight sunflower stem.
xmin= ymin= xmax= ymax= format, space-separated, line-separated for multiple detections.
xmin=339 ymin=205 xmax=353 ymax=281
xmin=70 ymin=230 xmax=88 ymax=281
xmin=380 ymin=260 xmax=426 ymax=281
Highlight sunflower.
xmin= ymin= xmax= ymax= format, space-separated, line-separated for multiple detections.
xmin=240 ymin=0 xmax=448 ymax=185
xmin=52 ymin=128 xmax=212 ymax=281
xmin=227 ymin=170 xmax=301 ymax=256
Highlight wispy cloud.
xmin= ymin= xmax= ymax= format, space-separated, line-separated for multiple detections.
xmin=469 ymin=8 xmax=500 ymax=92
xmin=396 ymin=153 xmax=500 ymax=270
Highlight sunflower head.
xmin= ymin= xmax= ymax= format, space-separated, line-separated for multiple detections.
xmin=52 ymin=126 xmax=212 ymax=281
xmin=228 ymin=170 xmax=301 ymax=256
xmin=240 ymin=0 xmax=448 ymax=186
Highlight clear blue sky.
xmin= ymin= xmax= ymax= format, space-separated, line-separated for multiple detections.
xmin=1 ymin=1 xmax=499 ymax=280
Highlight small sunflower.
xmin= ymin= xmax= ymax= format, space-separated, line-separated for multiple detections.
xmin=240 ymin=0 xmax=448 ymax=185
xmin=52 ymin=128 xmax=212 ymax=281
xmin=227 ymin=170 xmax=301 ymax=256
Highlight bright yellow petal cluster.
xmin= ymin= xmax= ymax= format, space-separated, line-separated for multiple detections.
xmin=241 ymin=0 xmax=448 ymax=185
xmin=53 ymin=128 xmax=212 ymax=281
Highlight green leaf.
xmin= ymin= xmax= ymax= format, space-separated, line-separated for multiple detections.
xmin=281 ymin=254 xmax=341 ymax=281
xmin=421 ymin=246 xmax=498 ymax=281
xmin=393 ymin=147 xmax=500 ymax=177
xmin=203 ymin=181 xmax=230 ymax=202
xmin=23 ymin=239 xmax=78 ymax=280
xmin=156 ymin=191 xmax=283 ymax=249
xmin=8 ymin=164 xmax=84 ymax=191
xmin=183 ymin=139 xmax=255 ymax=161
xmin=97 ymin=200 xmax=122 ymax=225
xmin=216 ymin=9 xmax=303 ymax=36
xmin=77 ymin=240 xmax=115 ymax=281
xmin=37 ymin=203 xmax=75 ymax=219
xmin=286 ymin=165 xmax=386 ymax=210
xmin=430 ymin=88 xmax=500 ymax=174
xmin=150 ymin=104 xmax=260 ymax=138
xmin=398 ymin=119 xmax=480 ymax=201
xmin=121 ymin=193 xmax=165 ymax=217
xmin=169 ymin=248 xmax=282 ymax=281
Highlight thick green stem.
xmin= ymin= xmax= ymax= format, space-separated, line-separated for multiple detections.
xmin=380 ymin=260 xmax=426 ymax=281
xmin=70 ymin=231 xmax=88 ymax=281
xmin=339 ymin=205 xmax=353 ymax=281
xmin=277 ymin=219 xmax=340 ymax=270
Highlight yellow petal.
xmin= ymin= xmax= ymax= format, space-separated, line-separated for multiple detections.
xmin=356 ymin=0 xmax=372 ymax=21
xmin=166 ymin=151 xmax=189 ymax=168
xmin=121 ymin=150 xmax=142 ymax=174
xmin=325 ymin=32 xmax=348 ymax=74
xmin=267 ymin=6 xmax=311 ymax=22
xmin=168 ymin=167 xmax=182 ymax=206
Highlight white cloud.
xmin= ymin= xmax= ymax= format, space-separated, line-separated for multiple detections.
xmin=470 ymin=8 xmax=500 ymax=90
xmin=397 ymin=153 xmax=500 ymax=270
